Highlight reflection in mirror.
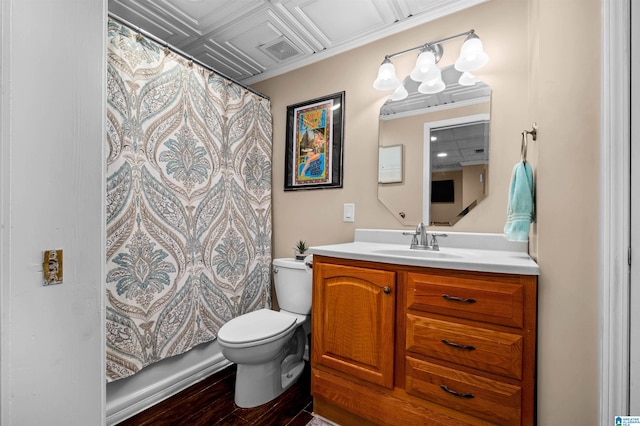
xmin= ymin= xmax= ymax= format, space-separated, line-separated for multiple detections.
xmin=425 ymin=116 xmax=490 ymax=226
xmin=377 ymin=65 xmax=491 ymax=226
xmin=378 ymin=145 xmax=403 ymax=184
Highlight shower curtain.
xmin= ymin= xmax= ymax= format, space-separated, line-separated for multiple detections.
xmin=105 ymin=20 xmax=273 ymax=381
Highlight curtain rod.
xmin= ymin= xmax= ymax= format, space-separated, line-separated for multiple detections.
xmin=107 ymin=12 xmax=269 ymax=101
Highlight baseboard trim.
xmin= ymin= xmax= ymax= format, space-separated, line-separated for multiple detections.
xmin=106 ymin=352 xmax=232 ymax=425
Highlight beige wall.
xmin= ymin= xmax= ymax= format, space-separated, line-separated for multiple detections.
xmin=531 ymin=0 xmax=600 ymax=422
xmin=462 ymin=164 xmax=487 ymax=208
xmin=253 ymin=0 xmax=600 ymax=423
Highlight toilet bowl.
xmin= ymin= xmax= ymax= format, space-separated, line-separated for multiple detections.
xmin=217 ymin=257 xmax=312 ymax=408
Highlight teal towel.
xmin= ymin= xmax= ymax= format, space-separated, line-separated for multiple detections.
xmin=504 ymin=161 xmax=535 ymax=241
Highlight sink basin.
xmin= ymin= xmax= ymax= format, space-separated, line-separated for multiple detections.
xmin=371 ymin=248 xmax=463 ymax=259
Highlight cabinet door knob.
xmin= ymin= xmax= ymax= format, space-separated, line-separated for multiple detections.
xmin=383 ymin=286 xmax=392 ymax=295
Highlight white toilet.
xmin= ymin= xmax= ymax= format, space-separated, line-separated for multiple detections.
xmin=217 ymin=256 xmax=312 ymax=408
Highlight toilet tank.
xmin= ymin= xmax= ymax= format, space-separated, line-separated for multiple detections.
xmin=272 ymin=257 xmax=312 ymax=315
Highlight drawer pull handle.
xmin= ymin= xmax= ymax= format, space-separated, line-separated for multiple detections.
xmin=442 ymin=294 xmax=476 ymax=304
xmin=383 ymin=286 xmax=392 ymax=295
xmin=441 ymin=339 xmax=476 ymax=351
xmin=440 ymin=385 xmax=474 ymax=399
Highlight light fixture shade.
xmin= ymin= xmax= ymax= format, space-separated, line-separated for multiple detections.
xmin=458 ymin=71 xmax=478 ymax=86
xmin=418 ymin=67 xmax=445 ymax=94
xmin=389 ymin=84 xmax=408 ymax=101
xmin=455 ymin=35 xmax=488 ymax=72
xmin=373 ymin=59 xmax=400 ymax=91
xmin=410 ymin=50 xmax=439 ymax=82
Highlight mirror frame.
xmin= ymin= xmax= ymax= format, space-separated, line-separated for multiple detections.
xmin=422 ymin=112 xmax=490 ymax=226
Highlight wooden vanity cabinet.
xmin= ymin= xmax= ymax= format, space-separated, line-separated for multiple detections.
xmin=311 ymin=259 xmax=396 ymax=389
xmin=311 ymin=255 xmax=537 ymax=426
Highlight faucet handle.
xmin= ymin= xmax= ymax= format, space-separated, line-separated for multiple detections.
xmin=402 ymin=231 xmax=419 ymax=248
xmin=430 ymin=233 xmax=448 ymax=250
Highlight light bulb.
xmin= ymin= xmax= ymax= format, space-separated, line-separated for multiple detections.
xmin=458 ymin=72 xmax=479 ymax=86
xmin=390 ymin=84 xmax=408 ymax=101
xmin=373 ymin=59 xmax=400 ymax=91
xmin=410 ymin=50 xmax=439 ymax=82
xmin=455 ymin=35 xmax=488 ymax=72
xmin=418 ymin=67 xmax=445 ymax=94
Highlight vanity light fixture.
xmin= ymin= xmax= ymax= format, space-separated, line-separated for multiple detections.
xmin=373 ymin=29 xmax=488 ymax=99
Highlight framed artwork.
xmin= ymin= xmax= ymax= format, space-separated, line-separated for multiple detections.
xmin=284 ymin=91 xmax=344 ymax=190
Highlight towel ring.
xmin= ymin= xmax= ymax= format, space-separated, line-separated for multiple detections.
xmin=521 ymin=123 xmax=538 ymax=163
xmin=524 ymin=124 xmax=538 ymax=141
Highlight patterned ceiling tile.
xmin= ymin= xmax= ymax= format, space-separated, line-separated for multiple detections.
xmin=108 ymin=0 xmax=488 ymax=83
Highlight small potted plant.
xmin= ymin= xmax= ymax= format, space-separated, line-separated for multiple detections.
xmin=294 ymin=240 xmax=308 ymax=261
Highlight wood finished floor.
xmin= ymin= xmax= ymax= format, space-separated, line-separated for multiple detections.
xmin=116 ymin=362 xmax=317 ymax=426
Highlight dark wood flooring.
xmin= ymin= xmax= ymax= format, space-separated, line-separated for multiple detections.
xmin=116 ymin=362 xmax=315 ymax=426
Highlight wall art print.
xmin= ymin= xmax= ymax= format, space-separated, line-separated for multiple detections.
xmin=106 ymin=20 xmax=273 ymax=381
xmin=284 ymin=92 xmax=344 ymax=190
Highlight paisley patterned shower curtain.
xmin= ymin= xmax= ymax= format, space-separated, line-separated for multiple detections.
xmin=105 ymin=20 xmax=273 ymax=381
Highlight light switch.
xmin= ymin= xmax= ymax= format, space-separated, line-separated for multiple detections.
xmin=43 ymin=249 xmax=63 ymax=286
xmin=343 ymin=203 xmax=355 ymax=223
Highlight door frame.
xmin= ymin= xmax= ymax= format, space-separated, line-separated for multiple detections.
xmin=600 ymin=0 xmax=631 ymax=421
xmin=631 ymin=0 xmax=640 ymax=412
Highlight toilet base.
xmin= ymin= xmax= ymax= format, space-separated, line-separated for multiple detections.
xmin=233 ymin=327 xmax=307 ymax=408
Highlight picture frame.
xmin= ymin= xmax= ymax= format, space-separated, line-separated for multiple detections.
xmin=378 ymin=144 xmax=403 ymax=184
xmin=284 ymin=91 xmax=345 ymax=190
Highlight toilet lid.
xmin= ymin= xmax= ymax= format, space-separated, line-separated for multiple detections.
xmin=217 ymin=309 xmax=297 ymax=345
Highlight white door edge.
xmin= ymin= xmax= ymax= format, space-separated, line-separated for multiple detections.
xmin=601 ymin=0 xmax=631 ymax=421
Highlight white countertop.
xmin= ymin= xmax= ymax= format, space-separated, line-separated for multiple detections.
xmin=309 ymin=229 xmax=539 ymax=276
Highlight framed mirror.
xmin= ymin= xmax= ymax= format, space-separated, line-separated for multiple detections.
xmin=377 ymin=65 xmax=491 ymax=226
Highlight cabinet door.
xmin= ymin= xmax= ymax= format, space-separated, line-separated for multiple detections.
xmin=312 ymin=262 xmax=396 ymax=389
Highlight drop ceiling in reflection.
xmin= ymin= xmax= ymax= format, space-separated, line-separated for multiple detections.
xmin=108 ymin=0 xmax=488 ymax=84
xmin=431 ymin=120 xmax=489 ymax=172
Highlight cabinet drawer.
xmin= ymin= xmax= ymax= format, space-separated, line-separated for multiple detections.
xmin=406 ymin=271 xmax=524 ymax=328
xmin=406 ymin=357 xmax=521 ymax=425
xmin=406 ymin=315 xmax=523 ymax=380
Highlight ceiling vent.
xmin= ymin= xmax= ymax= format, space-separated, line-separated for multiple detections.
xmin=260 ymin=36 xmax=302 ymax=62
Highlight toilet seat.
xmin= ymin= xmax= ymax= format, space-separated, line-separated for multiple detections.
xmin=217 ymin=309 xmax=297 ymax=348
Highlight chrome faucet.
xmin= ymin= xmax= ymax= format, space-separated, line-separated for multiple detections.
xmin=416 ymin=222 xmax=428 ymax=247
xmin=403 ymin=223 xmax=448 ymax=251
xmin=402 ymin=222 xmax=428 ymax=250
